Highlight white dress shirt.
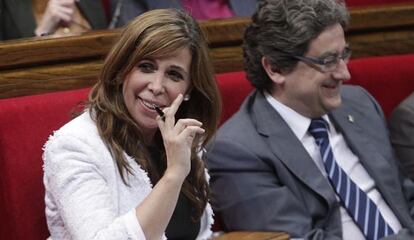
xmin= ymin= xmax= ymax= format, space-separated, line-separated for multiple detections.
xmin=265 ymin=92 xmax=401 ymax=240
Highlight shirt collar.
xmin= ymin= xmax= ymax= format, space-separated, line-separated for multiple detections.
xmin=264 ymin=91 xmax=331 ymax=140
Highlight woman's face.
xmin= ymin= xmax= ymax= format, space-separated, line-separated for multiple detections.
xmin=123 ymin=47 xmax=192 ymax=138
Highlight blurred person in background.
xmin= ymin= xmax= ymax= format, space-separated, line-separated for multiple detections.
xmin=0 ymin=0 xmax=107 ymax=40
xmin=109 ymin=0 xmax=258 ymax=28
xmin=389 ymin=92 xmax=414 ymax=181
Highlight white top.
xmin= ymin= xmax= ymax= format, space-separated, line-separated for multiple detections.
xmin=43 ymin=112 xmax=213 ymax=240
xmin=265 ymin=92 xmax=402 ymax=240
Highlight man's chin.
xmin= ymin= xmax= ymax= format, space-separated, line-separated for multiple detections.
xmin=324 ymin=97 xmax=342 ymax=112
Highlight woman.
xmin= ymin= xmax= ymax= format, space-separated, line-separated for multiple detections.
xmin=43 ymin=9 xmax=221 ymax=240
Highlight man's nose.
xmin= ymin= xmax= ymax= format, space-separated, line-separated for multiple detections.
xmin=332 ymin=59 xmax=351 ymax=82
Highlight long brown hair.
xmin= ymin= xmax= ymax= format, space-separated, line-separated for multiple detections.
xmin=88 ymin=9 xmax=221 ymax=220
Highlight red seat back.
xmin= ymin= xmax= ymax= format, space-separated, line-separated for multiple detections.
xmin=216 ymin=71 xmax=253 ymax=124
xmin=347 ymin=54 xmax=414 ymax=117
xmin=0 ymin=88 xmax=90 ymax=240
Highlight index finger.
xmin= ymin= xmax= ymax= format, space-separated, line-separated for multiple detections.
xmin=165 ymin=94 xmax=184 ymax=118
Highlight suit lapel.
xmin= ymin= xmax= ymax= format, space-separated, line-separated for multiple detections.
xmin=330 ymin=105 xmax=412 ymax=226
xmin=251 ymin=92 xmax=336 ymax=205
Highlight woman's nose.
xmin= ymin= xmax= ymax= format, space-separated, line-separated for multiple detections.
xmin=148 ymin=73 xmax=165 ymax=95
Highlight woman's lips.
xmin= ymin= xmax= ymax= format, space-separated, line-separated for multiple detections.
xmin=138 ymin=97 xmax=165 ymax=111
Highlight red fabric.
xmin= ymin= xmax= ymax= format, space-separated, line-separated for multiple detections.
xmin=347 ymin=54 xmax=414 ymax=118
xmin=101 ymin=0 xmax=111 ymax=20
xmin=216 ymin=71 xmax=253 ymax=124
xmin=0 ymin=88 xmax=90 ymax=240
xmin=182 ymin=0 xmax=234 ymax=20
xmin=346 ymin=0 xmax=414 ymax=8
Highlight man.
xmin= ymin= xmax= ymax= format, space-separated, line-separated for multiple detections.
xmin=206 ymin=0 xmax=414 ymax=239
xmin=389 ymin=92 xmax=414 ymax=180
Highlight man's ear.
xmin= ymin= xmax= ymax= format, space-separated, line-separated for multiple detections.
xmin=261 ymin=56 xmax=285 ymax=84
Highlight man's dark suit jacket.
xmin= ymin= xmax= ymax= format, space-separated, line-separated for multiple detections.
xmin=0 ymin=0 xmax=107 ymax=41
xmin=206 ymin=85 xmax=414 ymax=239
xmin=390 ymin=92 xmax=414 ymax=181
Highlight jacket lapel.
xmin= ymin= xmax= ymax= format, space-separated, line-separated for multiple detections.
xmin=330 ymin=105 xmax=413 ymax=227
xmin=251 ymin=92 xmax=336 ymax=205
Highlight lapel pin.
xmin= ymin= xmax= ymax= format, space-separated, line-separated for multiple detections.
xmin=347 ymin=115 xmax=354 ymax=123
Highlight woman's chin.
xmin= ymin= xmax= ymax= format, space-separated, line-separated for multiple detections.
xmin=134 ymin=116 xmax=159 ymax=132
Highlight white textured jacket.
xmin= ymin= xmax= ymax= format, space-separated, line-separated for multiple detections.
xmin=43 ymin=112 xmax=213 ymax=240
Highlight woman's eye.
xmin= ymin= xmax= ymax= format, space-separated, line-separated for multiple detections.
xmin=137 ymin=62 xmax=155 ymax=73
xmin=168 ymin=70 xmax=184 ymax=81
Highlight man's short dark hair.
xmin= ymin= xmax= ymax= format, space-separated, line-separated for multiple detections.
xmin=243 ymin=0 xmax=349 ymax=90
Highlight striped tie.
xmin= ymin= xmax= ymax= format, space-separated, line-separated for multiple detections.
xmin=308 ymin=118 xmax=394 ymax=240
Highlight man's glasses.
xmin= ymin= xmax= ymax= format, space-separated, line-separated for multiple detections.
xmin=291 ymin=47 xmax=352 ymax=73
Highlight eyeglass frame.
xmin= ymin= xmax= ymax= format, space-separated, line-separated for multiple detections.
xmin=291 ymin=47 xmax=352 ymax=73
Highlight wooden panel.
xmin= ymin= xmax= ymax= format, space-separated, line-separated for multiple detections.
xmin=210 ymin=46 xmax=244 ymax=73
xmin=0 ymin=30 xmax=118 ymax=70
xmin=349 ymin=3 xmax=414 ymax=31
xmin=1 ymin=3 xmax=414 ymax=99
xmin=0 ymin=61 xmax=100 ymax=98
xmin=201 ymin=17 xmax=249 ymax=46
xmin=348 ymin=28 xmax=414 ymax=57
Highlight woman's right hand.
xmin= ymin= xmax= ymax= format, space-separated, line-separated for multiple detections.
xmin=35 ymin=0 xmax=76 ymax=36
xmin=156 ymin=94 xmax=205 ymax=181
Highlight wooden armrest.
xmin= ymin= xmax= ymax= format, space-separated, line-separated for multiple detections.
xmin=214 ymin=231 xmax=289 ymax=240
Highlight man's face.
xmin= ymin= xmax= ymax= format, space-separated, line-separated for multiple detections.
xmin=276 ymin=23 xmax=351 ymax=118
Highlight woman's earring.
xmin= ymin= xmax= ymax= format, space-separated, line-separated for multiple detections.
xmin=183 ymin=94 xmax=191 ymax=101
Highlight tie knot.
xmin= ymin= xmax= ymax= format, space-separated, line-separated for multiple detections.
xmin=308 ymin=118 xmax=329 ymax=141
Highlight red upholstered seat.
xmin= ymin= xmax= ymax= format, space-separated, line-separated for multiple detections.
xmin=0 ymin=88 xmax=90 ymax=240
xmin=216 ymin=71 xmax=253 ymax=124
xmin=347 ymin=54 xmax=414 ymax=118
